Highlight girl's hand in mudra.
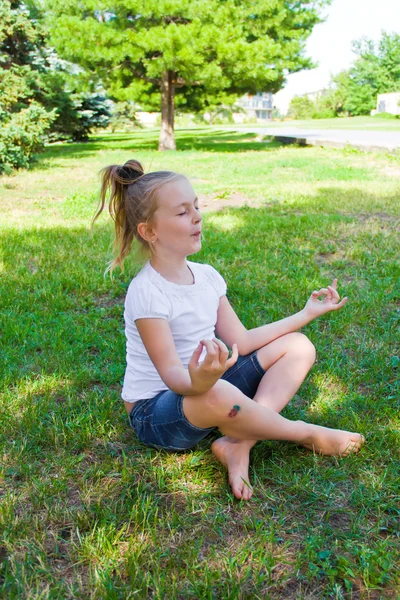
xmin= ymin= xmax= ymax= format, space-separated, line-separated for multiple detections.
xmin=188 ymin=338 xmax=239 ymax=395
xmin=303 ymin=278 xmax=348 ymax=319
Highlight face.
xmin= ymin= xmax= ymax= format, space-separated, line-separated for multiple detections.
xmin=148 ymin=177 xmax=202 ymax=258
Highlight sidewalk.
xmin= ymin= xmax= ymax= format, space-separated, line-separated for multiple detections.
xmin=227 ymin=127 xmax=400 ymax=153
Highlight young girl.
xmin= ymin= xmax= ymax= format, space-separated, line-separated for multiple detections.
xmin=93 ymin=159 xmax=364 ymax=501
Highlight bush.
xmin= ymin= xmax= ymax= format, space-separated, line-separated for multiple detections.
xmin=0 ymin=103 xmax=56 ymax=174
xmin=372 ymin=111 xmax=400 ymax=119
xmin=108 ymin=101 xmax=143 ymax=132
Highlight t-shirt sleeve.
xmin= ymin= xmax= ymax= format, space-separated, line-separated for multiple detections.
xmin=125 ymin=281 xmax=170 ymax=321
xmin=207 ymin=265 xmax=227 ymax=297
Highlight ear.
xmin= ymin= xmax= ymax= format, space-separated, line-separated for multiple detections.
xmin=137 ymin=222 xmax=156 ymax=244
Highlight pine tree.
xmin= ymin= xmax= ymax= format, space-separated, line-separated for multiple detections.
xmin=45 ymin=0 xmax=330 ymax=150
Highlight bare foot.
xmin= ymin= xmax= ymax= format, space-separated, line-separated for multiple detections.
xmin=302 ymin=424 xmax=365 ymax=456
xmin=211 ymin=437 xmax=254 ymax=500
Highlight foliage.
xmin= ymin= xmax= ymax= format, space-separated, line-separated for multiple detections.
xmin=0 ymin=102 xmax=56 ymax=174
xmin=287 ymin=95 xmax=315 ymax=120
xmin=108 ymin=101 xmax=144 ymax=133
xmin=341 ymin=32 xmax=400 ymax=115
xmin=290 ymin=31 xmax=400 ymax=120
xmin=0 ymin=0 xmax=111 ymax=173
xmin=44 ymin=0 xmax=330 ymax=147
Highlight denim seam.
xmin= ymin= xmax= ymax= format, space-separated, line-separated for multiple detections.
xmin=155 ymin=422 xmax=195 ymax=444
xmin=223 ymin=354 xmax=253 ymax=378
xmin=134 ymin=416 xmax=185 ymax=426
xmin=251 ymin=352 xmax=266 ymax=376
xmin=129 ymin=398 xmax=154 ymax=418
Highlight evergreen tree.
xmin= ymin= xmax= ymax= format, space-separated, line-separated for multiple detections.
xmin=0 ymin=0 xmax=111 ymax=155
xmin=45 ymin=0 xmax=330 ymax=150
xmin=0 ymin=0 xmax=55 ymax=172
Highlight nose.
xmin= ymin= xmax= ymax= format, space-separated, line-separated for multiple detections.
xmin=193 ymin=208 xmax=201 ymax=222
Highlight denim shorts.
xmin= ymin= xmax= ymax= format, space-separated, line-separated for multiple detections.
xmin=128 ymin=350 xmax=266 ymax=452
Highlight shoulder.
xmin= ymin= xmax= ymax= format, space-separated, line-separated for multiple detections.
xmin=188 ymin=261 xmax=223 ymax=277
xmin=125 ymin=263 xmax=171 ymax=318
xmin=189 ymin=261 xmax=227 ymax=295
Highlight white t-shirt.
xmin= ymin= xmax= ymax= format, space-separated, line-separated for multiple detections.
xmin=121 ymin=260 xmax=227 ymax=402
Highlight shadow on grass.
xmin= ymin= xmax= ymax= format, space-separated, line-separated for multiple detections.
xmin=1 ymin=201 xmax=397 ymax=442
xmin=1 ymin=205 xmax=398 ymax=597
xmin=33 ymin=130 xmax=286 ymax=167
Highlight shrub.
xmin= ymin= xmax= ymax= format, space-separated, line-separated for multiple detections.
xmin=0 ymin=103 xmax=56 ymax=174
xmin=372 ymin=111 xmax=400 ymax=119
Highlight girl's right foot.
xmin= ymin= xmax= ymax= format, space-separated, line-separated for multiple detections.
xmin=301 ymin=424 xmax=365 ymax=456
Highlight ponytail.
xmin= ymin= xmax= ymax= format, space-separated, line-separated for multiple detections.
xmin=92 ymin=159 xmax=184 ymax=273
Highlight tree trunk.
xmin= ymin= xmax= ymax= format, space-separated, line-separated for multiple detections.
xmin=158 ymin=70 xmax=176 ymax=151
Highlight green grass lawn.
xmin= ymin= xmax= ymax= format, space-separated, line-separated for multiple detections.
xmin=221 ymin=115 xmax=400 ymax=131
xmin=0 ymin=130 xmax=399 ymax=599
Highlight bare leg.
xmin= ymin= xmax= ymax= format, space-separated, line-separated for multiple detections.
xmin=212 ymin=333 xmax=317 ymax=499
xmin=183 ymin=377 xmax=363 ymax=450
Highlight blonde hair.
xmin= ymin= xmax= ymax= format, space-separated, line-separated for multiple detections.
xmin=92 ymin=159 xmax=184 ymax=272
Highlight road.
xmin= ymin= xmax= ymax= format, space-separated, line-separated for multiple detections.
xmin=227 ymin=126 xmax=400 ymax=151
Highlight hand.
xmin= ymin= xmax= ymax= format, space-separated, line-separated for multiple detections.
xmin=188 ymin=338 xmax=239 ymax=395
xmin=303 ymin=278 xmax=348 ymax=319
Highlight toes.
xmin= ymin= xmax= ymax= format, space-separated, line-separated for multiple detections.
xmin=230 ymin=476 xmax=253 ymax=500
xmin=240 ymin=477 xmax=253 ymax=500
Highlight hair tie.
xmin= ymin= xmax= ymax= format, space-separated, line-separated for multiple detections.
xmin=117 ymin=160 xmax=144 ymax=185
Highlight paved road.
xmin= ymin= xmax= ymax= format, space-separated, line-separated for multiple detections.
xmin=227 ymin=127 xmax=400 ymax=151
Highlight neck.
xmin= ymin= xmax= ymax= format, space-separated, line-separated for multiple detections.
xmin=150 ymin=254 xmax=193 ymax=284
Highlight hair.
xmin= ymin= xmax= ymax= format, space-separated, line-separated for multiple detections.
xmin=92 ymin=159 xmax=185 ymax=273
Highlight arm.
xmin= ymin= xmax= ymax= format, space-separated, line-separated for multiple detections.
xmin=242 ymin=310 xmax=313 ymax=355
xmin=136 ymin=318 xmax=238 ymax=396
xmin=215 ymin=279 xmax=348 ymax=355
xmin=215 ymin=296 xmax=307 ymax=355
xmin=136 ymin=318 xmax=198 ymax=395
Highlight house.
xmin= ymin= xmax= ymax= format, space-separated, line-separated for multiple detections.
xmin=371 ymin=92 xmax=400 ymax=116
xmin=234 ymin=92 xmax=274 ymax=121
xmin=302 ymin=89 xmax=327 ymax=101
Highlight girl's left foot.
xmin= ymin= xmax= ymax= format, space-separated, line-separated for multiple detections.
xmin=211 ymin=437 xmax=254 ymax=500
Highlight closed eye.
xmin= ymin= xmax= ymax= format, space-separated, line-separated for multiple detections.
xmin=178 ymin=206 xmax=200 ymax=216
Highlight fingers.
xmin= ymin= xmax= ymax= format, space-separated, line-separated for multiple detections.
xmin=212 ymin=337 xmax=229 ymax=364
xmin=313 ymin=282 xmax=342 ymax=303
xmin=226 ymin=343 xmax=239 ymax=368
xmin=328 ymin=285 xmax=340 ymax=302
xmin=333 ymin=296 xmax=348 ymax=310
xmin=312 ymin=288 xmax=330 ymax=299
xmin=188 ymin=341 xmax=204 ymax=369
xmin=200 ymin=339 xmax=218 ymax=365
xmin=198 ymin=338 xmax=239 ymax=371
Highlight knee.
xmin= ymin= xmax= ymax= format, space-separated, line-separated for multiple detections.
xmin=202 ymin=379 xmax=237 ymax=412
xmin=291 ymin=332 xmax=316 ymax=364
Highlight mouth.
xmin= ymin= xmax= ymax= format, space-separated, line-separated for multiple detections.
xmin=191 ymin=231 xmax=201 ymax=238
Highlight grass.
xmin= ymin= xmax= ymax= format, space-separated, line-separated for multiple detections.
xmin=221 ymin=115 xmax=400 ymax=131
xmin=0 ymin=129 xmax=399 ymax=599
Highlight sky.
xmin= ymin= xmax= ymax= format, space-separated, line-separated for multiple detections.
xmin=273 ymin=0 xmax=400 ymax=114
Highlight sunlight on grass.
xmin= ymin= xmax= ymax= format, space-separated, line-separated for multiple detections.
xmin=0 ymin=129 xmax=399 ymax=598
xmin=206 ymin=213 xmax=246 ymax=232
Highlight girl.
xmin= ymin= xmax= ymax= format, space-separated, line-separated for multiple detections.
xmin=93 ymin=159 xmax=364 ymax=501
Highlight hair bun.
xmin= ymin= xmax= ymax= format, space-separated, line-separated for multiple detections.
xmin=118 ymin=159 xmax=144 ymax=184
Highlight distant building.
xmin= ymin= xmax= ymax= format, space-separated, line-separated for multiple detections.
xmin=300 ymin=89 xmax=327 ymax=101
xmin=371 ymin=92 xmax=400 ymax=116
xmin=234 ymin=92 xmax=274 ymax=121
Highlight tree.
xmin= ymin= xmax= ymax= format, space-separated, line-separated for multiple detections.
xmin=0 ymin=0 xmax=112 ymax=155
xmin=0 ymin=0 xmax=55 ymax=172
xmin=45 ymin=0 xmax=331 ymax=151
xmin=332 ymin=31 xmax=400 ymax=116
xmin=287 ymin=95 xmax=314 ymax=120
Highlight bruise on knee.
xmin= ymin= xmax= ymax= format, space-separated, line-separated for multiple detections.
xmin=228 ymin=404 xmax=241 ymax=418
